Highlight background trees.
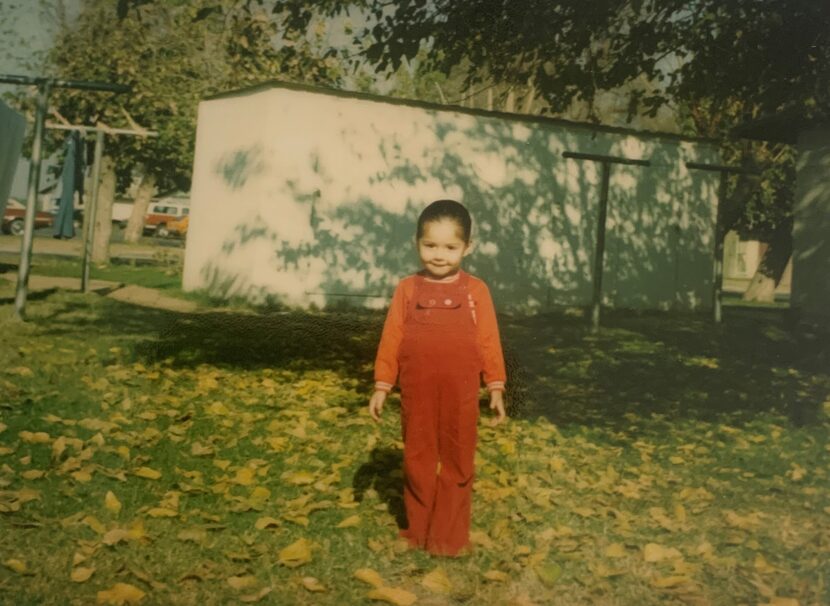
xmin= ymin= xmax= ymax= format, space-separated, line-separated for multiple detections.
xmin=6 ymin=0 xmax=828 ymax=296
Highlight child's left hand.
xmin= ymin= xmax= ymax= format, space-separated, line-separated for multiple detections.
xmin=489 ymin=390 xmax=506 ymax=426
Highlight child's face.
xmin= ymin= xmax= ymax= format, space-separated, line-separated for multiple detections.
xmin=416 ymin=219 xmax=471 ymax=279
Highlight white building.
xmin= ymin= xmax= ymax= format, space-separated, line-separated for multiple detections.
xmin=183 ymin=81 xmax=722 ymax=313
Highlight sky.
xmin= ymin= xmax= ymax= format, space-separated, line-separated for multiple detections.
xmin=0 ymin=1 xmax=75 ymax=77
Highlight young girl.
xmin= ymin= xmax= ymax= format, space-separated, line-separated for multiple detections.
xmin=368 ymin=199 xmax=506 ymax=557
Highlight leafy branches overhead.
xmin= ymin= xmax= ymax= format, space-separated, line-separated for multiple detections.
xmin=346 ymin=0 xmax=829 ymax=128
xmin=43 ymin=0 xmax=347 ymax=192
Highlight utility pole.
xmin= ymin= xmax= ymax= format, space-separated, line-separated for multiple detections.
xmin=0 ymin=75 xmax=129 ymax=320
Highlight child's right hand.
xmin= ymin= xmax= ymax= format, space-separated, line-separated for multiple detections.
xmin=368 ymin=390 xmax=388 ymax=422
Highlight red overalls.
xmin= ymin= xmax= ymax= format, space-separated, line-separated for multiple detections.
xmin=398 ymin=272 xmax=482 ymax=556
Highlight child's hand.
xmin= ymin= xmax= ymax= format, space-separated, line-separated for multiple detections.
xmin=368 ymin=390 xmax=388 ymax=422
xmin=489 ymin=390 xmax=506 ymax=426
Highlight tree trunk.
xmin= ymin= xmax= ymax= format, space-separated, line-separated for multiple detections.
xmin=523 ymin=79 xmax=537 ymax=114
xmin=123 ymin=170 xmax=156 ymax=243
xmin=505 ymin=88 xmax=515 ymax=112
xmin=91 ymin=156 xmax=116 ymax=265
xmin=742 ymin=223 xmax=793 ymax=302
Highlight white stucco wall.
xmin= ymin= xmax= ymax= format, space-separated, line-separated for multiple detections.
xmin=792 ymin=125 xmax=830 ymax=328
xmin=0 ymin=100 xmax=26 ymax=217
xmin=183 ymin=83 xmax=719 ymax=312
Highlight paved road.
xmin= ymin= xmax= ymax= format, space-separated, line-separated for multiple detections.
xmin=0 ymin=233 xmax=183 ymax=262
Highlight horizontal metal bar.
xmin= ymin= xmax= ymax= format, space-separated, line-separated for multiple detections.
xmin=304 ymin=291 xmax=389 ymax=299
xmin=0 ymin=74 xmax=129 ymax=93
xmin=45 ymin=121 xmax=158 ymax=137
xmin=562 ymin=151 xmax=651 ymax=166
xmin=685 ymin=161 xmax=760 ymax=175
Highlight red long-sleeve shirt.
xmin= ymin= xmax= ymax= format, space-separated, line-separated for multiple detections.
xmin=374 ymin=272 xmax=506 ymax=393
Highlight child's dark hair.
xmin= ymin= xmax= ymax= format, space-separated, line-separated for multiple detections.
xmin=416 ymin=199 xmax=472 ymax=243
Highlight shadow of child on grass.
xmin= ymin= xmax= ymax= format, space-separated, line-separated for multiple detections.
xmin=352 ymin=446 xmax=406 ymax=529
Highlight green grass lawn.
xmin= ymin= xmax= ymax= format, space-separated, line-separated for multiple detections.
xmin=0 ymin=253 xmax=184 ymax=294
xmin=0 ymin=282 xmax=828 ymax=605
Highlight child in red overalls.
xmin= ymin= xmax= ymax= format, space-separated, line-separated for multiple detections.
xmin=369 ymin=199 xmax=507 ymax=557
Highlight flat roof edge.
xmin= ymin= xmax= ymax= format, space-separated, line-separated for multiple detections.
xmin=203 ymin=79 xmax=720 ymax=146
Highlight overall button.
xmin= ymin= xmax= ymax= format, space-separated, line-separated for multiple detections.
xmin=444 ymin=298 xmax=453 ymax=306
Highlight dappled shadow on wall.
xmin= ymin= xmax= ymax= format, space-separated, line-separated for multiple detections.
xmin=199 ymin=114 xmax=708 ymax=312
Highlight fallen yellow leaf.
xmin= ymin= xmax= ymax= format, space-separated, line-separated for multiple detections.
xmin=651 ymin=575 xmax=693 ymax=588
xmin=255 ymin=516 xmax=281 ymax=530
xmin=71 ymin=467 xmax=94 ymax=483
xmin=337 ymin=515 xmax=361 ymax=528
xmin=133 ymin=467 xmax=161 ymax=480
xmin=96 ymin=582 xmax=146 ymax=605
xmin=227 ymin=575 xmax=258 ymax=590
xmin=605 ymin=543 xmax=627 ymax=558
xmin=83 ymin=515 xmax=107 ymax=534
xmin=105 ymin=491 xmax=122 ymax=514
xmin=643 ymin=543 xmax=682 ymax=562
xmin=19 ymin=431 xmax=50 ymax=444
xmin=354 ymin=568 xmax=385 ymax=588
xmin=278 ymin=538 xmax=312 ymax=568
xmin=367 ymin=586 xmax=417 ymax=606
xmin=421 ymin=567 xmax=453 ymax=594
xmin=483 ymin=570 xmax=509 ymax=582
xmin=147 ymin=507 xmax=178 ymax=518
xmin=281 ymin=470 xmax=316 ymax=485
xmin=239 ymin=587 xmax=273 ymax=603
xmin=190 ymin=442 xmax=214 ymax=456
xmin=71 ymin=566 xmax=95 ymax=582
xmin=20 ymin=469 xmax=44 ymax=480
xmin=234 ymin=468 xmax=255 ymax=486
xmin=52 ymin=435 xmax=66 ymax=459
xmin=3 ymin=559 xmax=27 ymax=573
xmin=534 ymin=561 xmax=562 ymax=587
xmin=102 ymin=529 xmax=131 ymax=546
xmin=301 ymin=577 xmax=327 ymax=592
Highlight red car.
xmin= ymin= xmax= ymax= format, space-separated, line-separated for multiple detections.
xmin=2 ymin=199 xmax=55 ymax=235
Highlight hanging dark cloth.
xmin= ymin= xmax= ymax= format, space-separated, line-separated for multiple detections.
xmin=53 ymin=131 xmax=85 ymax=239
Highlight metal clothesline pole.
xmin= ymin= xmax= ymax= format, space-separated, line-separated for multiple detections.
xmin=685 ymin=161 xmax=760 ymax=324
xmin=0 ymin=74 xmax=130 ymax=320
xmin=563 ymin=151 xmax=651 ymax=332
xmin=43 ymin=121 xmax=158 ymax=293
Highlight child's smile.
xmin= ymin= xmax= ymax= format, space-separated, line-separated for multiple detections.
xmin=417 ymin=219 xmax=472 ymax=279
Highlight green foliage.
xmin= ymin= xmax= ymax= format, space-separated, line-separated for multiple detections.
xmin=35 ymin=0 xmax=348 ymax=193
